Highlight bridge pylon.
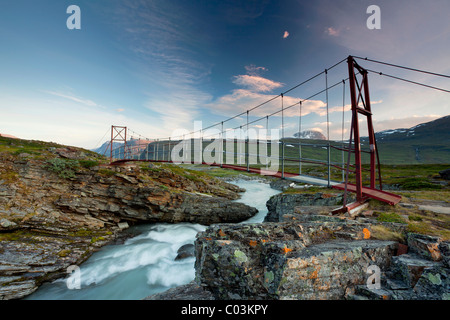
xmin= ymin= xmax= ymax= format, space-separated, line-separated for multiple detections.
xmin=332 ymin=56 xmax=401 ymax=214
xmin=109 ymin=125 xmax=130 ymax=164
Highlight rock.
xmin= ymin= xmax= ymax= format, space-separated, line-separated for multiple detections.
xmin=194 ymin=221 xmax=397 ymax=300
xmin=264 ymin=192 xmax=348 ymax=222
xmin=0 ymin=218 xmax=18 ymax=231
xmin=117 ymin=222 xmax=129 ymax=230
xmin=389 ymin=254 xmax=441 ymax=288
xmin=439 ymin=168 xmax=450 ymax=180
xmin=272 ymin=240 xmax=397 ymax=300
xmin=53 ymin=175 xmax=257 ymax=226
xmin=143 ymin=281 xmax=214 ymax=300
xmin=116 ymin=173 xmax=138 ymax=184
xmin=269 ymin=179 xmax=300 ymax=191
xmin=175 ymin=244 xmax=195 ymax=261
xmin=0 ymin=280 xmax=37 ymax=300
xmin=413 ymin=266 xmax=450 ymax=300
xmin=352 ymin=285 xmax=392 ymax=300
xmin=439 ymin=241 xmax=450 ymax=268
xmin=53 ymin=147 xmax=84 ymax=160
xmin=407 ymin=233 xmax=442 ymax=261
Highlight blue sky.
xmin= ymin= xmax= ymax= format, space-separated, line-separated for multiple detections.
xmin=1 ymin=0 xmax=449 ymax=148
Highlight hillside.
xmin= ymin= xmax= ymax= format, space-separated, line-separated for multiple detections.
xmin=363 ymin=115 xmax=450 ymax=164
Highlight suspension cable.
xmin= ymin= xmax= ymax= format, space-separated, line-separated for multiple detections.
xmin=353 ymin=56 xmax=450 ymax=79
xmin=367 ymin=69 xmax=450 ymax=94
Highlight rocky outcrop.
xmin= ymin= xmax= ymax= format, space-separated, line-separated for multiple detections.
xmin=194 ymin=216 xmax=450 ymax=300
xmin=0 ymin=148 xmax=256 ymax=299
xmin=264 ymin=192 xmax=351 ymax=222
xmin=194 ymin=219 xmax=395 ymax=299
xmin=53 ymin=179 xmax=257 ymax=226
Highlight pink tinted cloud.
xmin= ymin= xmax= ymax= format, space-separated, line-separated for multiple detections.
xmin=325 ymin=27 xmax=339 ymax=36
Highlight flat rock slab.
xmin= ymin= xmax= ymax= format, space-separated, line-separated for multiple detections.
xmin=195 ymin=221 xmax=398 ymax=300
xmin=276 ymin=240 xmax=397 ymax=300
xmin=144 ymin=281 xmax=214 ymax=300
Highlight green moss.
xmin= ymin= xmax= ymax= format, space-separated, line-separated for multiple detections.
xmin=98 ymin=168 xmax=116 ymax=177
xmin=409 ymin=214 xmax=423 ymax=222
xmin=399 ymin=178 xmax=442 ymax=190
xmin=376 ymin=212 xmax=407 ymax=224
xmin=58 ymin=249 xmax=72 ymax=257
xmin=90 ymin=236 xmax=105 ymax=244
xmin=0 ymin=171 xmax=19 ymax=183
xmin=78 ymin=160 xmax=99 ymax=169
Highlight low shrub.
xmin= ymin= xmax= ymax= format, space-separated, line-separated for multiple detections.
xmin=45 ymin=158 xmax=79 ymax=179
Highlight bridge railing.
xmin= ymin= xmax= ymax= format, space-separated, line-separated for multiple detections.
xmin=109 ymin=136 xmax=376 ymax=188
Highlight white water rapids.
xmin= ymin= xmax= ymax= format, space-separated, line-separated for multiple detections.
xmin=25 ymin=179 xmax=280 ymax=300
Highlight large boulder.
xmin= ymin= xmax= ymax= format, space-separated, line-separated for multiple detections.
xmin=194 ymin=220 xmax=398 ymax=300
xmin=264 ymin=192 xmax=349 ymax=222
xmin=439 ymin=168 xmax=450 ymax=180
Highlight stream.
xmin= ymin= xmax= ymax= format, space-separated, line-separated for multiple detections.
xmin=25 ymin=179 xmax=280 ymax=300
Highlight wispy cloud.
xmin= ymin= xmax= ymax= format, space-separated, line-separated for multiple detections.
xmin=245 ymin=65 xmax=268 ymax=76
xmin=115 ymin=0 xmax=213 ymax=131
xmin=44 ymin=91 xmax=103 ymax=108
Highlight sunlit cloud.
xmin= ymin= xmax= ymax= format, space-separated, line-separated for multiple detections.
xmin=233 ymin=75 xmax=284 ymax=93
xmin=283 ymin=30 xmax=289 ymax=38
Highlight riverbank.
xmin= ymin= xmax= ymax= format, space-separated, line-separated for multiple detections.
xmin=0 ymin=137 xmax=258 ymax=299
xmin=25 ymin=179 xmax=280 ymax=300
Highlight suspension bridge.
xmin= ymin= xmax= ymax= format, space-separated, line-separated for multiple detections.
xmin=99 ymin=55 xmax=450 ymax=213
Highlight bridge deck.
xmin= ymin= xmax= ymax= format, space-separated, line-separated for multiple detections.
xmin=209 ymin=163 xmax=337 ymax=186
xmin=110 ymin=159 xmax=400 ymax=206
xmin=332 ymin=183 xmax=402 ymax=205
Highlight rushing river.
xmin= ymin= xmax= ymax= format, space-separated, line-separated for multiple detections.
xmin=25 ymin=179 xmax=280 ymax=300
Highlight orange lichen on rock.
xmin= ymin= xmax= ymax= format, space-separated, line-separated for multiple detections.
xmin=218 ymin=229 xmax=226 ymax=237
xmin=363 ymin=228 xmax=371 ymax=239
xmin=309 ymin=269 xmax=319 ymax=279
xmin=282 ymin=246 xmax=293 ymax=254
xmin=249 ymin=240 xmax=258 ymax=247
